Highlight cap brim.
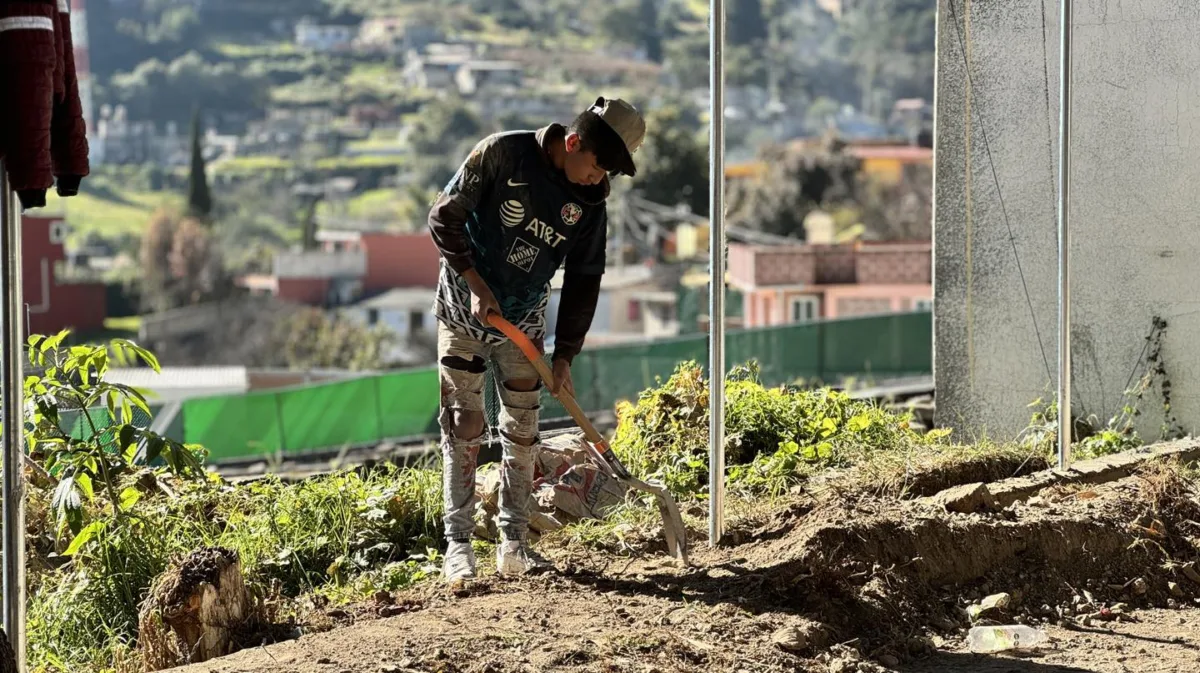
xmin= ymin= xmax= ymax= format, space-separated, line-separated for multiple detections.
xmin=613 ymin=145 xmax=637 ymax=177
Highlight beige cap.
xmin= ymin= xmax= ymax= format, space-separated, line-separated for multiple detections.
xmin=588 ymin=97 xmax=646 ymax=176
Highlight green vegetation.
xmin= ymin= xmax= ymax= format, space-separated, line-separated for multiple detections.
xmin=101 ymin=316 xmax=142 ymax=334
xmin=44 ymin=187 xmax=179 ymax=241
xmin=31 ymin=340 xmax=989 ymax=671
xmin=316 ymin=187 xmax=420 ymax=225
xmin=612 ymin=361 xmax=950 ymax=497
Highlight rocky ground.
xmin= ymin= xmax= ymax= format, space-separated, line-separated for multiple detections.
xmin=176 ymin=453 xmax=1200 ymax=673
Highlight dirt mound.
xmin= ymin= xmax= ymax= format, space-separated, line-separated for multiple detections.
xmin=176 ymin=463 xmax=1200 ymax=673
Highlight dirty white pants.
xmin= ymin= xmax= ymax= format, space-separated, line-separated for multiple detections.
xmin=437 ymin=322 xmax=541 ymax=543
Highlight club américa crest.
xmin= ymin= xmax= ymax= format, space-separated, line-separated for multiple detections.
xmin=560 ymin=202 xmax=583 ymax=226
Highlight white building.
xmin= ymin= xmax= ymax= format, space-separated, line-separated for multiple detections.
xmin=295 ymin=19 xmax=355 ymax=52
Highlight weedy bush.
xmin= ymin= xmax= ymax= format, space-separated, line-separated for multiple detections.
xmin=21 ymin=332 xmax=446 ymax=673
xmin=29 ymin=466 xmax=445 ymax=672
xmin=611 ymin=361 xmax=949 ymax=498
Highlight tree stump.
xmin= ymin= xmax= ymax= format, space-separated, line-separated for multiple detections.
xmin=138 ymin=547 xmax=251 ymax=671
xmin=0 ymin=628 xmax=16 ymax=673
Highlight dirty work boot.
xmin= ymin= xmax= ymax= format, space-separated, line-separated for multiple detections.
xmin=496 ymin=539 xmax=551 ymax=576
xmin=442 ymin=541 xmax=476 ymax=582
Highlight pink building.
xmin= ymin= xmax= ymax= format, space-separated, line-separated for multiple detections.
xmin=727 ymin=241 xmax=931 ymax=328
xmin=238 ymin=230 xmax=441 ymax=306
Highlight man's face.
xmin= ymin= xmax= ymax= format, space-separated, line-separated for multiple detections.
xmin=563 ymin=133 xmax=608 ymax=186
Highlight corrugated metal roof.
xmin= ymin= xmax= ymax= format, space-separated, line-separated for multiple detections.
xmin=354 ymin=287 xmax=437 ymax=309
xmin=106 ymin=367 xmax=249 ymax=392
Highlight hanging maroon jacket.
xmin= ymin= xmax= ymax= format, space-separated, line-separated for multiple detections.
xmin=0 ymin=0 xmax=58 ymax=209
xmin=50 ymin=0 xmax=88 ymax=197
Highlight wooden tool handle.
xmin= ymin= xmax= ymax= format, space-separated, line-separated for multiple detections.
xmin=486 ymin=313 xmax=607 ymax=447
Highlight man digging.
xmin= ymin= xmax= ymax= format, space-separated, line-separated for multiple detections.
xmin=428 ymin=97 xmax=646 ymax=582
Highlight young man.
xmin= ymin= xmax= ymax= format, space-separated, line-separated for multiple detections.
xmin=428 ymin=97 xmax=646 ymax=582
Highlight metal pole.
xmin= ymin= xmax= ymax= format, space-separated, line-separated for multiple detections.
xmin=1056 ymin=0 xmax=1072 ymax=471
xmin=708 ymin=0 xmax=726 ymax=546
xmin=1 ymin=159 xmax=27 ymax=670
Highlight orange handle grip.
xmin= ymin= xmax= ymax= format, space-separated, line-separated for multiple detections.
xmin=485 ymin=313 xmax=608 ymax=448
xmin=486 ymin=313 xmax=551 ymax=383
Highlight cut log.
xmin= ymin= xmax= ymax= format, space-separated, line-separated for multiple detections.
xmin=138 ymin=547 xmax=251 ymax=671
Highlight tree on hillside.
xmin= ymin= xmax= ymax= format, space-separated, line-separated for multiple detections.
xmin=106 ymin=52 xmax=269 ymax=125
xmin=856 ymin=163 xmax=932 ymax=241
xmin=729 ymin=0 xmax=768 ymax=47
xmin=727 ymin=138 xmax=861 ymax=238
xmin=838 ymin=0 xmax=937 ymax=119
xmin=600 ymin=0 xmax=664 ymax=62
xmin=169 ymin=217 xmax=228 ymax=305
xmin=636 ymin=105 xmax=708 ymax=216
xmin=279 ymin=308 xmax=393 ymax=371
xmin=140 ymin=209 xmax=178 ymax=312
xmin=407 ymin=98 xmax=483 ymax=157
xmin=187 ymin=108 xmax=213 ymax=220
xmin=139 ymin=209 xmax=229 ymax=311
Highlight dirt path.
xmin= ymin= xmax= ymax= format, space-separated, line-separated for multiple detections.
xmin=177 ymin=466 xmax=1200 ymax=673
xmin=904 ymin=610 xmax=1200 ymax=673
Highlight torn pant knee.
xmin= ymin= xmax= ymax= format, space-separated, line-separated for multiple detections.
xmin=497 ymin=384 xmax=540 ymax=441
xmin=442 ymin=431 xmax=484 ymax=542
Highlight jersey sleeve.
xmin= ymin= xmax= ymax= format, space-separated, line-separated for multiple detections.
xmin=443 ymin=134 xmax=504 ymax=212
xmin=564 ymin=203 xmax=608 ymax=275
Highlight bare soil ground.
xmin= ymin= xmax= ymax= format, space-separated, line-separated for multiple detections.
xmin=177 ymin=460 xmax=1200 ymax=673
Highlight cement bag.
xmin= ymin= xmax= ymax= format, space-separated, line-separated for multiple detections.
xmin=474 ymin=433 xmax=628 ymax=539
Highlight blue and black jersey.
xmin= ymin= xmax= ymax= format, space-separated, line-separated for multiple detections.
xmin=429 ymin=124 xmax=609 ymax=357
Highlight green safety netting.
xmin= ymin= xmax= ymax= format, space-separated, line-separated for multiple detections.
xmin=184 ymin=312 xmax=931 ymax=460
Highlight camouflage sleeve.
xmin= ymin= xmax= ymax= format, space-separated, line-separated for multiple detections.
xmin=428 ymin=136 xmax=504 ymax=274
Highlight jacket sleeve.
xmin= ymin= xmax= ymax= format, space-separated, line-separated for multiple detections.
xmin=0 ymin=2 xmax=59 ymax=209
xmin=428 ymin=135 xmax=504 ymax=274
xmin=50 ymin=0 xmax=89 ymax=196
xmin=552 ymin=205 xmax=609 ymax=364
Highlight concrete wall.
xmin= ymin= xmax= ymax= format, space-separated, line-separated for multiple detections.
xmin=934 ymin=0 xmax=1200 ymax=438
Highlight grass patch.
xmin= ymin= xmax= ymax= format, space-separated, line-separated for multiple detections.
xmin=102 ymin=316 xmax=142 ymax=334
xmin=345 ymin=62 xmax=410 ymax=98
xmin=316 ymin=188 xmax=421 ymax=225
xmin=29 ymin=465 xmax=445 ymax=672
xmin=211 ymin=41 xmax=299 ymax=59
xmin=40 ymin=189 xmax=178 ymax=239
xmin=314 ymin=154 xmax=407 ymax=170
xmin=270 ymin=77 xmax=343 ymax=105
xmin=345 ymin=130 xmax=405 ymax=155
xmin=212 ymin=154 xmax=295 ymax=176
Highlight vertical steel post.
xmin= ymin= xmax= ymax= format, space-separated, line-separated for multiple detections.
xmin=708 ymin=0 xmax=726 ymax=546
xmin=1 ymin=160 xmax=27 ymax=671
xmin=1056 ymin=0 xmax=1073 ymax=471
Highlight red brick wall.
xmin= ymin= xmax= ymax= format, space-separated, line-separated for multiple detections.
xmin=811 ymin=246 xmax=857 ymax=284
xmin=22 ymin=216 xmax=108 ymax=335
xmin=361 ymin=232 xmax=440 ymax=290
xmin=277 ymin=277 xmax=331 ymax=305
xmin=855 ymin=244 xmax=931 ymax=284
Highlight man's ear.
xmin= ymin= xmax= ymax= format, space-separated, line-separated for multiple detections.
xmin=565 ymin=132 xmax=581 ymax=153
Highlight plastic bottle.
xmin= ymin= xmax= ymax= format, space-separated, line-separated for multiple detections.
xmin=967 ymin=625 xmax=1049 ymax=653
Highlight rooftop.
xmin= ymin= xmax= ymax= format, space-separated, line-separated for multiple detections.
xmin=106 ymin=366 xmax=250 ymax=403
xmin=550 ymin=264 xmax=655 ymax=291
xmin=352 ymin=287 xmax=437 ymax=310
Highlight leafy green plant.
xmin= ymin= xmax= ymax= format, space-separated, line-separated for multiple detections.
xmin=1023 ymin=316 xmax=1183 ymax=460
xmin=28 ymin=463 xmax=445 ymax=673
xmin=612 ymin=361 xmax=945 ymax=498
xmin=22 ymin=331 xmax=205 ymax=547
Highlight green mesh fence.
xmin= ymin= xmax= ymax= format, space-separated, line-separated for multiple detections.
xmin=185 ymin=312 xmax=932 ymax=460
xmin=60 ymin=405 xmax=157 ymax=443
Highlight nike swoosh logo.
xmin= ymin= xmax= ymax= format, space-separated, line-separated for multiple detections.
xmin=507 ymin=179 xmax=528 ymax=187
